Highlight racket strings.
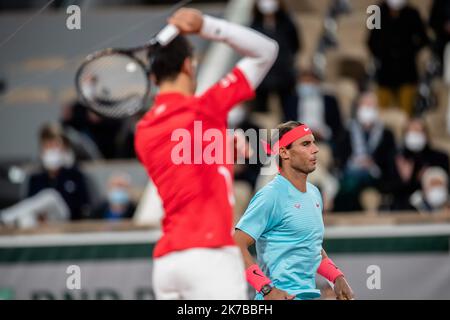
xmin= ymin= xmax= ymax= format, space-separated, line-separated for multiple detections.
xmin=78 ymin=53 xmax=149 ymax=118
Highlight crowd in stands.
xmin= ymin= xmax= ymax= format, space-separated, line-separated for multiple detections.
xmin=234 ymin=0 xmax=450 ymax=216
xmin=2 ymin=0 xmax=450 ymax=229
xmin=0 ymin=123 xmax=137 ymax=228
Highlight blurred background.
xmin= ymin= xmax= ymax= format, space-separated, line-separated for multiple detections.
xmin=0 ymin=0 xmax=450 ymax=300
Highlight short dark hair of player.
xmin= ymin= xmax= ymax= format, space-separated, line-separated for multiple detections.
xmin=150 ymin=35 xmax=194 ymax=85
xmin=273 ymin=121 xmax=304 ymax=168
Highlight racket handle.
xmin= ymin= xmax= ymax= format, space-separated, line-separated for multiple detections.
xmin=156 ymin=25 xmax=179 ymax=47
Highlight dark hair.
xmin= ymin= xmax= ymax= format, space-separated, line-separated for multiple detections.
xmin=39 ymin=123 xmax=64 ymax=144
xmin=150 ymin=35 xmax=193 ymax=85
xmin=272 ymin=121 xmax=303 ymax=168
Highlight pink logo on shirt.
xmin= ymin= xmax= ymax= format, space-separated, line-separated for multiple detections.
xmin=154 ymin=104 xmax=166 ymax=115
xmin=294 ymin=203 xmax=301 ymax=209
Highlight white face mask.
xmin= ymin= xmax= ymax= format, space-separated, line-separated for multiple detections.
xmin=386 ymin=0 xmax=406 ymax=10
xmin=257 ymin=0 xmax=279 ymax=15
xmin=425 ymin=187 xmax=448 ymax=208
xmin=41 ymin=148 xmax=64 ymax=171
xmin=357 ymin=105 xmax=378 ymax=126
xmin=405 ymin=132 xmax=426 ymax=152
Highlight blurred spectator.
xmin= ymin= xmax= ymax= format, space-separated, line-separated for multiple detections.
xmin=92 ymin=172 xmax=136 ymax=221
xmin=229 ymin=105 xmax=264 ymax=191
xmin=308 ymin=142 xmax=339 ymax=212
xmin=61 ymin=100 xmax=125 ymax=159
xmin=392 ymin=117 xmax=450 ymax=210
xmin=0 ymin=123 xmax=91 ymax=227
xmin=27 ymin=123 xmax=91 ymax=220
xmin=230 ymin=110 xmax=263 ymax=224
xmin=251 ymin=0 xmax=301 ymax=121
xmin=296 ymin=70 xmax=345 ymax=152
xmin=429 ymin=0 xmax=450 ymax=71
xmin=410 ymin=167 xmax=449 ymax=213
xmin=63 ymin=126 xmax=103 ymax=162
xmin=334 ymin=92 xmax=398 ymax=212
xmin=368 ymin=0 xmax=429 ymax=116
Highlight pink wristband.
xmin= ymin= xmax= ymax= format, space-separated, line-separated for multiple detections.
xmin=245 ymin=264 xmax=272 ymax=292
xmin=317 ymin=257 xmax=344 ymax=283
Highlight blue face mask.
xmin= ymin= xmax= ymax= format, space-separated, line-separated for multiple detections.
xmin=108 ymin=189 xmax=129 ymax=206
xmin=298 ymin=84 xmax=320 ymax=97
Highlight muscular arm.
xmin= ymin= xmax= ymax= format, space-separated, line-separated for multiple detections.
xmin=234 ymin=229 xmax=294 ymax=300
xmin=234 ymin=229 xmax=257 ymax=268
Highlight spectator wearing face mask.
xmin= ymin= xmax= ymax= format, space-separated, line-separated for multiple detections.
xmin=392 ymin=118 xmax=450 ymax=210
xmin=410 ymin=167 xmax=449 ymax=213
xmin=26 ymin=123 xmax=91 ymax=221
xmin=334 ymin=92 xmax=398 ymax=212
xmin=250 ymin=0 xmax=301 ymax=121
xmin=92 ymin=173 xmax=136 ymax=221
xmin=296 ymin=70 xmax=345 ymax=153
xmin=0 ymin=124 xmax=91 ymax=228
xmin=368 ymin=0 xmax=429 ymax=116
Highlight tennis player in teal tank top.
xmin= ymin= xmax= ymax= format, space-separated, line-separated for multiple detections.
xmin=234 ymin=121 xmax=355 ymax=300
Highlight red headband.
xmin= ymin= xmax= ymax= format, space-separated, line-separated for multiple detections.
xmin=263 ymin=124 xmax=312 ymax=155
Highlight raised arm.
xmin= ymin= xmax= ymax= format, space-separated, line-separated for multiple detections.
xmin=168 ymin=8 xmax=279 ymax=90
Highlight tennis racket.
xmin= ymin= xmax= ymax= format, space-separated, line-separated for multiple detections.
xmin=75 ymin=1 xmax=191 ymax=119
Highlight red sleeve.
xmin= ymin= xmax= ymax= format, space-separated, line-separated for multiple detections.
xmin=199 ymin=67 xmax=255 ymax=120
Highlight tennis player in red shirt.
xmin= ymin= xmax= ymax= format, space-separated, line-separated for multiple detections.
xmin=135 ymin=8 xmax=278 ymax=299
